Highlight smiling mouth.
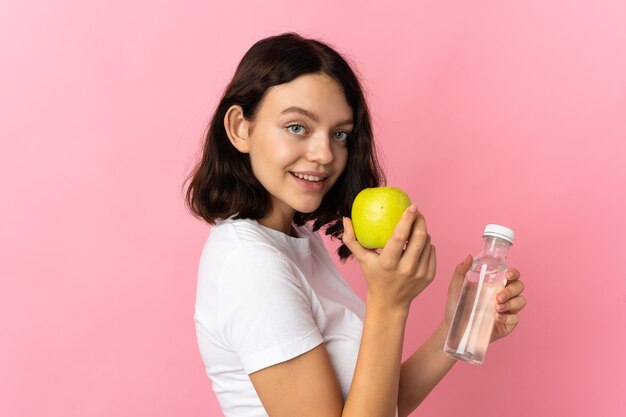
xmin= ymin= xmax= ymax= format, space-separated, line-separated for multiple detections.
xmin=290 ymin=172 xmax=326 ymax=182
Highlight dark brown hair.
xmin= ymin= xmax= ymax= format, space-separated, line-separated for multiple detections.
xmin=184 ymin=33 xmax=384 ymax=260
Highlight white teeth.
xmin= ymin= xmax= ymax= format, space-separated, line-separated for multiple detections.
xmin=292 ymin=173 xmax=323 ymax=182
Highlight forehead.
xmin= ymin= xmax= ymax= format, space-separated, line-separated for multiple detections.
xmin=257 ymin=73 xmax=353 ymax=120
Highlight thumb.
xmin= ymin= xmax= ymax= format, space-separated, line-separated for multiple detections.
xmin=453 ymin=255 xmax=473 ymax=282
xmin=342 ymin=217 xmax=369 ymax=260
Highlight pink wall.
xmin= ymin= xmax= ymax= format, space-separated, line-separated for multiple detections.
xmin=2 ymin=0 xmax=625 ymax=416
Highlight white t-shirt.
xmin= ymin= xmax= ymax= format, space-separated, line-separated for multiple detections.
xmin=195 ymin=218 xmax=366 ymax=417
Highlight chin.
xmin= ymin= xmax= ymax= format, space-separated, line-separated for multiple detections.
xmin=296 ymin=207 xmax=319 ymax=215
xmin=294 ymin=202 xmax=323 ymax=215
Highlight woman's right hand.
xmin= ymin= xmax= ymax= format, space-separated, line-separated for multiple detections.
xmin=342 ymin=205 xmax=437 ymax=312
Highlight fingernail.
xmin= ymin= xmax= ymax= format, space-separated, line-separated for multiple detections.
xmin=408 ymin=205 xmax=417 ymax=213
xmin=496 ymin=304 xmax=505 ymax=312
xmin=497 ymin=294 xmax=506 ymax=303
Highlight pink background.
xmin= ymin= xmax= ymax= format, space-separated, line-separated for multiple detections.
xmin=2 ymin=0 xmax=625 ymax=416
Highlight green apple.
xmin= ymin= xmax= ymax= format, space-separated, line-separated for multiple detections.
xmin=351 ymin=187 xmax=412 ymax=249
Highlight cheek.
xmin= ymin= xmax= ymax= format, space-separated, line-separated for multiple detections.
xmin=335 ymin=147 xmax=349 ymax=173
xmin=249 ymin=142 xmax=296 ymax=174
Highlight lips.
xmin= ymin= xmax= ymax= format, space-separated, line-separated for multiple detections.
xmin=289 ymin=172 xmax=328 ymax=182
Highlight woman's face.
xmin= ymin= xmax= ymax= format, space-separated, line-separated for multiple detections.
xmin=245 ymin=73 xmax=352 ymax=233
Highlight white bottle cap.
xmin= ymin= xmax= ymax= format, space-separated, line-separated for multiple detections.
xmin=483 ymin=224 xmax=515 ymax=244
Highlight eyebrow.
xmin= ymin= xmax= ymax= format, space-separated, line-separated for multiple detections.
xmin=280 ymin=106 xmax=353 ymax=127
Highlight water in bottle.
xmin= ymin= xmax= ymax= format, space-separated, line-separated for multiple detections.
xmin=444 ymin=224 xmax=514 ymax=364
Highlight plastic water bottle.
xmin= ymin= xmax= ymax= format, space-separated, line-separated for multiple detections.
xmin=444 ymin=224 xmax=515 ymax=365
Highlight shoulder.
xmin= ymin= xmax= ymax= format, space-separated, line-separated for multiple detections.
xmin=208 ymin=217 xmax=279 ymax=246
xmin=204 ymin=218 xmax=302 ymax=281
xmin=200 ymin=218 xmax=289 ymax=264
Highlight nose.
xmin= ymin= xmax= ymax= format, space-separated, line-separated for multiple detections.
xmin=306 ymin=133 xmax=334 ymax=165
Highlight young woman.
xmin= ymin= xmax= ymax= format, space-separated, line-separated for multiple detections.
xmin=185 ymin=33 xmax=526 ymax=417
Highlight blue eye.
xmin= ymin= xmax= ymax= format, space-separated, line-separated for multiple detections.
xmin=287 ymin=124 xmax=307 ymax=135
xmin=333 ymin=131 xmax=349 ymax=143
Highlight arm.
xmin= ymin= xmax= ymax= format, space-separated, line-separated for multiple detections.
xmin=397 ymin=322 xmax=455 ymax=417
xmin=250 ymin=300 xmax=409 ymax=417
xmin=342 ymin=299 xmax=409 ymax=416
xmin=397 ymin=259 xmax=527 ymax=417
xmin=249 ymin=207 xmax=435 ymax=417
xmin=396 ymin=256 xmax=474 ymax=416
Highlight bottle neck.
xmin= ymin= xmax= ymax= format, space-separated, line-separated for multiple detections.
xmin=479 ymin=236 xmax=511 ymax=261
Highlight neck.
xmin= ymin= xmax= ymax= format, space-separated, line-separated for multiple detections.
xmin=258 ymin=216 xmax=296 ymax=237
xmin=258 ymin=200 xmax=297 ymax=236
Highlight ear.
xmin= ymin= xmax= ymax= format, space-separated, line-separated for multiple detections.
xmin=224 ymin=105 xmax=251 ymax=153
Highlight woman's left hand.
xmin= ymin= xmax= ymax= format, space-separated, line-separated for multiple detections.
xmin=491 ymin=267 xmax=526 ymax=342
xmin=444 ymin=256 xmax=526 ymax=343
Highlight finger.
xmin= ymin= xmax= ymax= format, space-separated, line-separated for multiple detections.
xmin=378 ymin=205 xmax=419 ymax=267
xmin=505 ymin=268 xmax=521 ymax=282
xmin=496 ymin=312 xmax=520 ymax=328
xmin=342 ymin=217 xmax=372 ymax=261
xmin=412 ymin=234 xmax=432 ymax=278
xmin=453 ymin=255 xmax=473 ymax=282
xmin=496 ymin=295 xmax=527 ymax=314
xmin=497 ymin=280 xmax=525 ymax=303
xmin=427 ymin=245 xmax=437 ymax=280
xmin=398 ymin=211 xmax=428 ymax=265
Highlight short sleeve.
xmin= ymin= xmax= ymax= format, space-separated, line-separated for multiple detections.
xmin=217 ymin=245 xmax=323 ymax=374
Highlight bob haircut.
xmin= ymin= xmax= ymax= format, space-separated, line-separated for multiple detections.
xmin=184 ymin=32 xmax=384 ymax=260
